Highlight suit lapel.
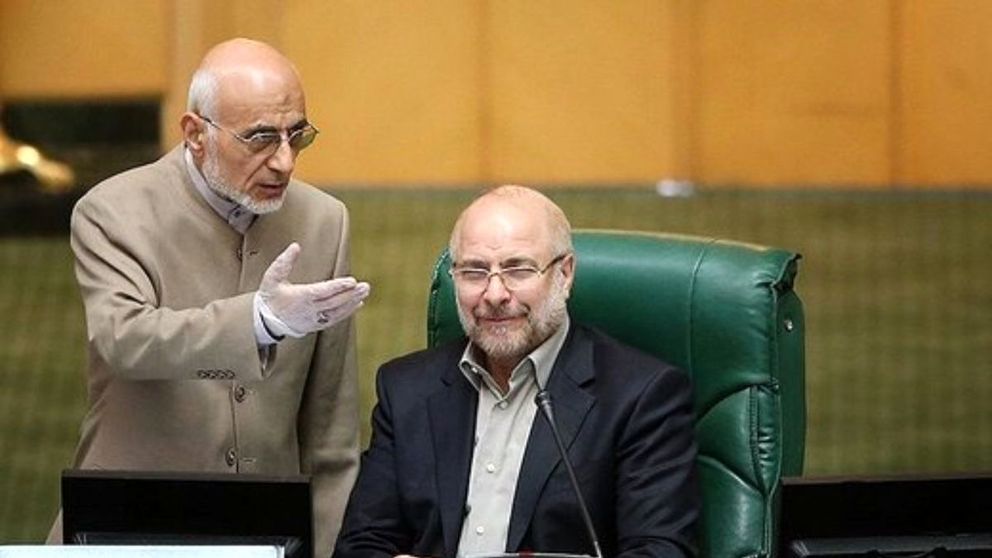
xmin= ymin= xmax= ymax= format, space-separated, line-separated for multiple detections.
xmin=428 ymin=351 xmax=478 ymax=556
xmin=507 ymin=326 xmax=596 ymax=550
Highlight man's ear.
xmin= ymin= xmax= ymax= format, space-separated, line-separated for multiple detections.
xmin=560 ymin=252 xmax=576 ymax=295
xmin=180 ymin=112 xmax=206 ymax=156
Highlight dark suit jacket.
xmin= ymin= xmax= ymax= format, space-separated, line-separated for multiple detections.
xmin=334 ymin=323 xmax=699 ymax=558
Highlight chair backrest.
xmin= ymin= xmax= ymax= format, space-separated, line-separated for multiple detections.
xmin=427 ymin=229 xmax=806 ymax=558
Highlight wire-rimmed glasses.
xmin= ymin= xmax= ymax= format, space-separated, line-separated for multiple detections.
xmin=197 ymin=114 xmax=319 ymax=155
xmin=449 ymin=253 xmax=568 ymax=294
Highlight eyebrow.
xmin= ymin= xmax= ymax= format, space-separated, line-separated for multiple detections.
xmin=501 ymin=256 xmax=539 ymax=268
xmin=456 ymin=256 xmax=539 ymax=269
xmin=455 ymin=258 xmax=489 ymax=269
xmin=288 ymin=118 xmax=310 ymax=132
xmin=241 ymin=118 xmax=310 ymax=136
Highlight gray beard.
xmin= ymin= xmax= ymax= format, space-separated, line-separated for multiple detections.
xmin=202 ymin=146 xmax=284 ymax=215
xmin=457 ymin=273 xmax=569 ymax=362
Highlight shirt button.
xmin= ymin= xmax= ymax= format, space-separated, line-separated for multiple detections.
xmin=485 ymin=463 xmax=496 ymax=473
xmin=498 ymin=401 xmax=508 ymax=409
xmin=475 ymin=526 xmax=485 ymax=535
xmin=225 ymin=448 xmax=237 ymax=467
xmin=234 ymin=385 xmax=247 ymax=402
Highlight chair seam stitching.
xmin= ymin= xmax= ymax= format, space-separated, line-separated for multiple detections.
xmin=686 ymin=238 xmax=717 ymax=385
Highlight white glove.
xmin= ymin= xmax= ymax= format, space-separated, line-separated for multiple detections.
xmin=257 ymin=242 xmax=371 ymax=338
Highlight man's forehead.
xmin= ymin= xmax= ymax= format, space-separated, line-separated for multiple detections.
xmin=467 ymin=195 xmax=546 ymax=227
xmin=219 ymin=95 xmax=305 ymax=123
xmin=453 ymin=190 xmax=562 ymax=255
xmin=458 ymin=217 xmax=552 ymax=261
xmin=214 ymin=71 xmax=306 ymax=124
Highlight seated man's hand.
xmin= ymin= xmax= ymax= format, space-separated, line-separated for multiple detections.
xmin=258 ymin=242 xmax=370 ymax=338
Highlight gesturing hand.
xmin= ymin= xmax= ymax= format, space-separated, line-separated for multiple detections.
xmin=257 ymin=242 xmax=371 ymax=338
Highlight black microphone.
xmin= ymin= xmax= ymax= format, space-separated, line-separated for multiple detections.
xmin=534 ymin=389 xmax=603 ymax=558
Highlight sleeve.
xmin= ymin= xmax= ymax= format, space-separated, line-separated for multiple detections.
xmin=615 ymin=366 xmax=700 ymax=558
xmin=332 ymin=366 xmax=411 ymax=558
xmin=297 ymin=204 xmax=362 ymax=558
xmin=70 ymin=190 xmax=267 ymax=382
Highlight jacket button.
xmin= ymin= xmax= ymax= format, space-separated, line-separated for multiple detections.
xmin=234 ymin=385 xmax=247 ymax=402
xmin=225 ymin=448 xmax=237 ymax=467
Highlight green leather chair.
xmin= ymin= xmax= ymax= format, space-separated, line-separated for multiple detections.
xmin=427 ymin=229 xmax=806 ymax=558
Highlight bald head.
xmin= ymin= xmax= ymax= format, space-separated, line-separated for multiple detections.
xmin=187 ymin=38 xmax=304 ymax=118
xmin=180 ymin=38 xmax=310 ymax=215
xmin=449 ymin=185 xmax=573 ymax=262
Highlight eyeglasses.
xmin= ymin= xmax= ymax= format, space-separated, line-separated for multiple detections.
xmin=449 ymin=253 xmax=568 ymax=294
xmin=197 ymin=114 xmax=319 ymax=155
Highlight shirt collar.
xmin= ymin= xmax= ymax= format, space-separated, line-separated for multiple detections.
xmin=459 ymin=314 xmax=571 ymax=395
xmin=184 ymin=147 xmax=256 ymax=234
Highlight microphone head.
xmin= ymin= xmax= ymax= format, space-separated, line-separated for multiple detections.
xmin=534 ymin=389 xmax=554 ymax=421
xmin=534 ymin=389 xmax=550 ymax=407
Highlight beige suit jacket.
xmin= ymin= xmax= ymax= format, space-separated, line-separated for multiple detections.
xmin=53 ymin=146 xmax=360 ymax=558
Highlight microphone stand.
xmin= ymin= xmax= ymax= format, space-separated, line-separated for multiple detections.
xmin=534 ymin=390 xmax=604 ymax=558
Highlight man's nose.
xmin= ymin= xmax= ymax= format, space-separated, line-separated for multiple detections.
xmin=482 ymin=273 xmax=512 ymax=304
xmin=266 ymin=139 xmax=296 ymax=174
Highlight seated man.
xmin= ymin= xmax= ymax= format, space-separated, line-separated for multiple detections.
xmin=334 ymin=186 xmax=699 ymax=558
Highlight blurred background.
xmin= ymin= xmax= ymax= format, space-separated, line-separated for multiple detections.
xmin=1 ymin=0 xmax=990 ymax=543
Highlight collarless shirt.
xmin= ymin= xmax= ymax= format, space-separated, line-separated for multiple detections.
xmin=183 ymin=148 xmax=278 ymax=347
xmin=456 ymin=315 xmax=571 ymax=557
xmin=184 ymin=148 xmax=256 ymax=234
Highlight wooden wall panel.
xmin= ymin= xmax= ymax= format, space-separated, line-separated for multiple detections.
xmin=486 ymin=1 xmax=682 ymax=184
xmin=283 ymin=0 xmax=482 ymax=184
xmin=692 ymin=0 xmax=892 ymax=186
xmin=3 ymin=1 xmax=992 ymax=187
xmin=898 ymin=1 xmax=992 ymax=186
xmin=0 ymin=0 xmax=168 ymax=99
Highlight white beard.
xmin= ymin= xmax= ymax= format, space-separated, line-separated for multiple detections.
xmin=202 ymin=143 xmax=284 ymax=215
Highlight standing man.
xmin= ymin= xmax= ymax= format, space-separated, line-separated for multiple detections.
xmin=50 ymin=38 xmax=368 ymax=558
xmin=334 ymin=186 xmax=698 ymax=558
